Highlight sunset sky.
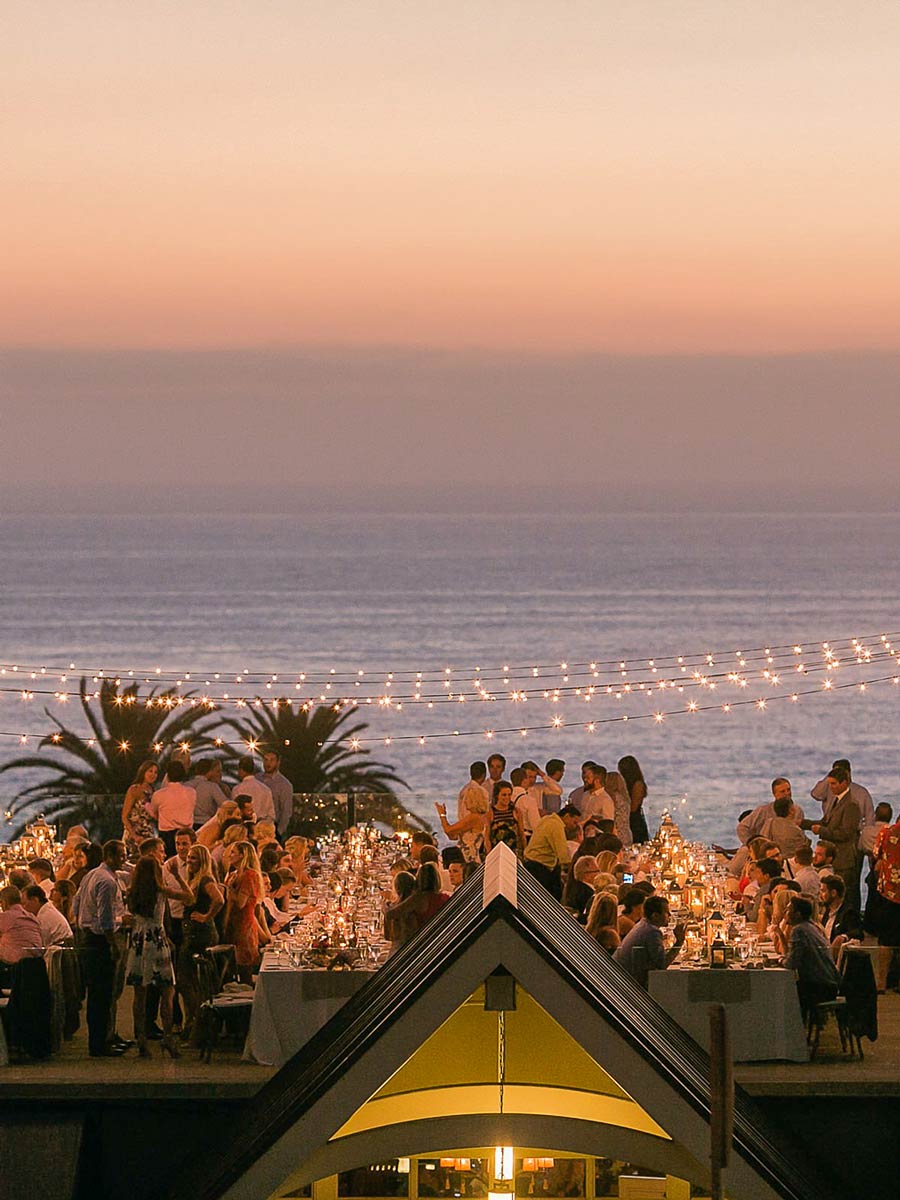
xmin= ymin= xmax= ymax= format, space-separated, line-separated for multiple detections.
xmin=4 ymin=2 xmax=900 ymax=506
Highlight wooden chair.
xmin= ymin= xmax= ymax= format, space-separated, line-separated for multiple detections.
xmin=192 ymin=949 xmax=253 ymax=1062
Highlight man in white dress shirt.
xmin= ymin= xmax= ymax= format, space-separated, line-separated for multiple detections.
xmin=233 ymin=755 xmax=275 ymax=824
xmin=22 ymin=884 xmax=72 ymax=946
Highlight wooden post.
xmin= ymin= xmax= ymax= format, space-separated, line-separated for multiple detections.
xmin=709 ymin=1002 xmax=733 ymax=1200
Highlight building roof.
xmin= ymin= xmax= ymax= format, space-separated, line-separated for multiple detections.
xmin=166 ymin=844 xmax=835 ymax=1200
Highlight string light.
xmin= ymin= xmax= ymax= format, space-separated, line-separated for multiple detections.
xmin=0 ymin=629 xmax=894 ymax=689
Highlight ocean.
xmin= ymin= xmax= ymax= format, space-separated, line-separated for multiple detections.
xmin=1 ymin=510 xmax=898 ymax=843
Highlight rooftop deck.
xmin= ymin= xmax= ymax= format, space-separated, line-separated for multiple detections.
xmin=3 ymin=990 xmax=899 ymax=1102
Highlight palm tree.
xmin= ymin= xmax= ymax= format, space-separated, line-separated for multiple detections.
xmin=0 ymin=677 xmax=224 ymax=840
xmin=226 ymin=701 xmax=428 ymax=835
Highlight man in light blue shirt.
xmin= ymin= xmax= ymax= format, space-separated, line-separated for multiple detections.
xmin=258 ymin=750 xmax=294 ymax=837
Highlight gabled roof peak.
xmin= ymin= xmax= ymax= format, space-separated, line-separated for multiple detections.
xmin=482 ymin=842 xmax=518 ymax=909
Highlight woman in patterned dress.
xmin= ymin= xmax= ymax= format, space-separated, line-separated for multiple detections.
xmin=125 ymin=854 xmax=192 ymax=1057
xmin=122 ymin=760 xmax=160 ymax=860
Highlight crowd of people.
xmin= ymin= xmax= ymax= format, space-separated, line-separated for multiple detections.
xmin=2 ymin=744 xmax=899 ymax=1060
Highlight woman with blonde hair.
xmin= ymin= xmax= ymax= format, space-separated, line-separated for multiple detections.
xmin=121 ymin=760 xmax=159 ymax=859
xmin=595 ymin=850 xmax=619 ymax=877
xmin=284 ymin=836 xmax=313 ymax=886
xmin=196 ymin=800 xmax=241 ymax=849
xmin=176 ymin=843 xmax=224 ymax=1036
xmin=435 ymin=791 xmax=489 ymax=864
xmin=223 ymin=841 xmax=266 ymax=982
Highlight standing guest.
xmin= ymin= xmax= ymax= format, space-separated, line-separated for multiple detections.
xmin=801 ymin=765 xmax=861 ymax=909
xmin=542 ymin=759 xmax=566 ymax=814
xmin=121 ymin=760 xmax=160 ymax=860
xmin=436 ymin=793 xmax=489 ymax=864
xmin=617 ymin=887 xmax=647 ymax=938
xmin=28 ymin=858 xmax=55 ymax=898
xmin=614 ymin=895 xmax=685 ymax=987
xmin=177 ymin=843 xmax=224 ymax=1038
xmin=0 ymin=885 xmax=44 ymax=967
xmin=618 ymin=755 xmax=650 ymax=845
xmin=163 ymin=828 xmax=197 ymax=1007
xmin=484 ymin=753 xmax=507 ymax=804
xmin=810 ymin=757 xmax=875 ymax=827
xmin=523 ymin=760 xmax=563 ymax=819
xmin=223 ymin=842 xmax=266 ymax=983
xmin=523 ymin=805 xmax=583 ymax=900
xmin=50 ymin=879 xmax=77 ymax=925
xmin=457 ymin=761 xmax=489 ymax=822
xmin=125 ymin=854 xmax=192 ymax=1057
xmin=579 ymin=765 xmax=615 ymax=826
xmin=567 ymin=762 xmax=598 ymax=811
xmin=146 ymin=760 xmax=196 ymax=857
xmin=737 ymin=778 xmax=805 ymax=844
xmin=488 ymin=780 xmax=524 ymax=856
xmin=22 ymin=884 xmax=73 ymax=946
xmin=189 ymin=759 xmax=232 ymax=828
xmin=586 ymin=892 xmax=621 ymax=952
xmin=257 ymin=751 xmax=294 ymax=838
xmin=510 ymin=766 xmax=539 ymax=841
xmin=872 ymin=812 xmax=900 ymax=947
xmin=861 ymin=802 xmax=893 ymax=860
xmin=604 ymin=771 xmax=634 ymax=847
xmin=71 ymin=839 xmax=129 ymax=1057
xmin=447 ymin=860 xmax=465 ymax=891
xmin=779 ymin=895 xmax=841 ymax=1022
xmin=232 ymin=756 xmax=275 ymax=825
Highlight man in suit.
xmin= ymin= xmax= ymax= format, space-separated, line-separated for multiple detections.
xmin=819 ymin=874 xmax=863 ymax=950
xmin=801 ymin=765 xmax=861 ymax=909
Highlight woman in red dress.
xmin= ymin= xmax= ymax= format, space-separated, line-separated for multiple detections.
xmin=223 ymin=841 xmax=265 ymax=982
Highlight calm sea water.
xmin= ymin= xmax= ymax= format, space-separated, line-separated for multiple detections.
xmin=1 ymin=511 xmax=898 ymax=842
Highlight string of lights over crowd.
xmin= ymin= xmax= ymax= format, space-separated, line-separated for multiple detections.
xmin=0 ymin=630 xmax=897 ymax=751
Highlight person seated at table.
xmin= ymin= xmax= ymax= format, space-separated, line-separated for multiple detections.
xmin=744 ymin=858 xmax=782 ymax=921
xmin=196 ymin=800 xmax=241 ymax=849
xmin=586 ymin=892 xmax=620 ymax=953
xmin=757 ymin=879 xmax=801 ymax=939
xmin=383 ymin=870 xmax=418 ymax=950
xmin=261 ymin=872 xmax=296 ymax=933
xmin=0 ymin=885 xmax=44 ymax=978
xmin=50 ymin=878 xmax=77 ymax=925
xmin=259 ymin=845 xmax=282 ymax=874
xmin=59 ymin=840 xmax=99 ymax=889
xmin=617 ymin=887 xmax=647 ymax=938
xmin=284 ymin=836 xmax=314 ymax=887
xmin=728 ymin=835 xmax=776 ymax=887
xmin=789 ymin=842 xmax=822 ymax=898
xmin=54 ymin=824 xmax=89 ymax=875
xmin=28 ymin=857 xmax=56 ymax=898
xmin=819 ymin=874 xmax=863 ymax=952
xmin=780 ymin=895 xmax=841 ymax=1022
xmin=253 ymin=821 xmax=279 ymax=850
xmin=564 ymin=856 xmax=601 ymax=920
xmin=613 ymin=895 xmax=685 ymax=988
xmin=21 ymin=883 xmax=73 ymax=947
xmin=410 ymin=830 xmax=438 ymax=865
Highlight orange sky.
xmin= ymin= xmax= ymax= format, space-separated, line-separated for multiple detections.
xmin=4 ymin=2 xmax=900 ymax=353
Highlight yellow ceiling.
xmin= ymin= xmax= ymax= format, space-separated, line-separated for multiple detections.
xmin=331 ymin=985 xmax=668 ymax=1143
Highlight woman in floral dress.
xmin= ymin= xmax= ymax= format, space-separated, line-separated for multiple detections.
xmin=125 ymin=854 xmax=192 ymax=1057
xmin=122 ymin=760 xmax=159 ymax=860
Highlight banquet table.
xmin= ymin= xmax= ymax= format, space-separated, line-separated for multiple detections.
xmin=244 ymin=953 xmax=374 ymax=1067
xmin=648 ymin=965 xmax=809 ymax=1062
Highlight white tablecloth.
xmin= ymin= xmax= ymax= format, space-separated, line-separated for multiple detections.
xmin=648 ymin=966 xmax=809 ymax=1062
xmin=244 ymin=957 xmax=374 ymax=1067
